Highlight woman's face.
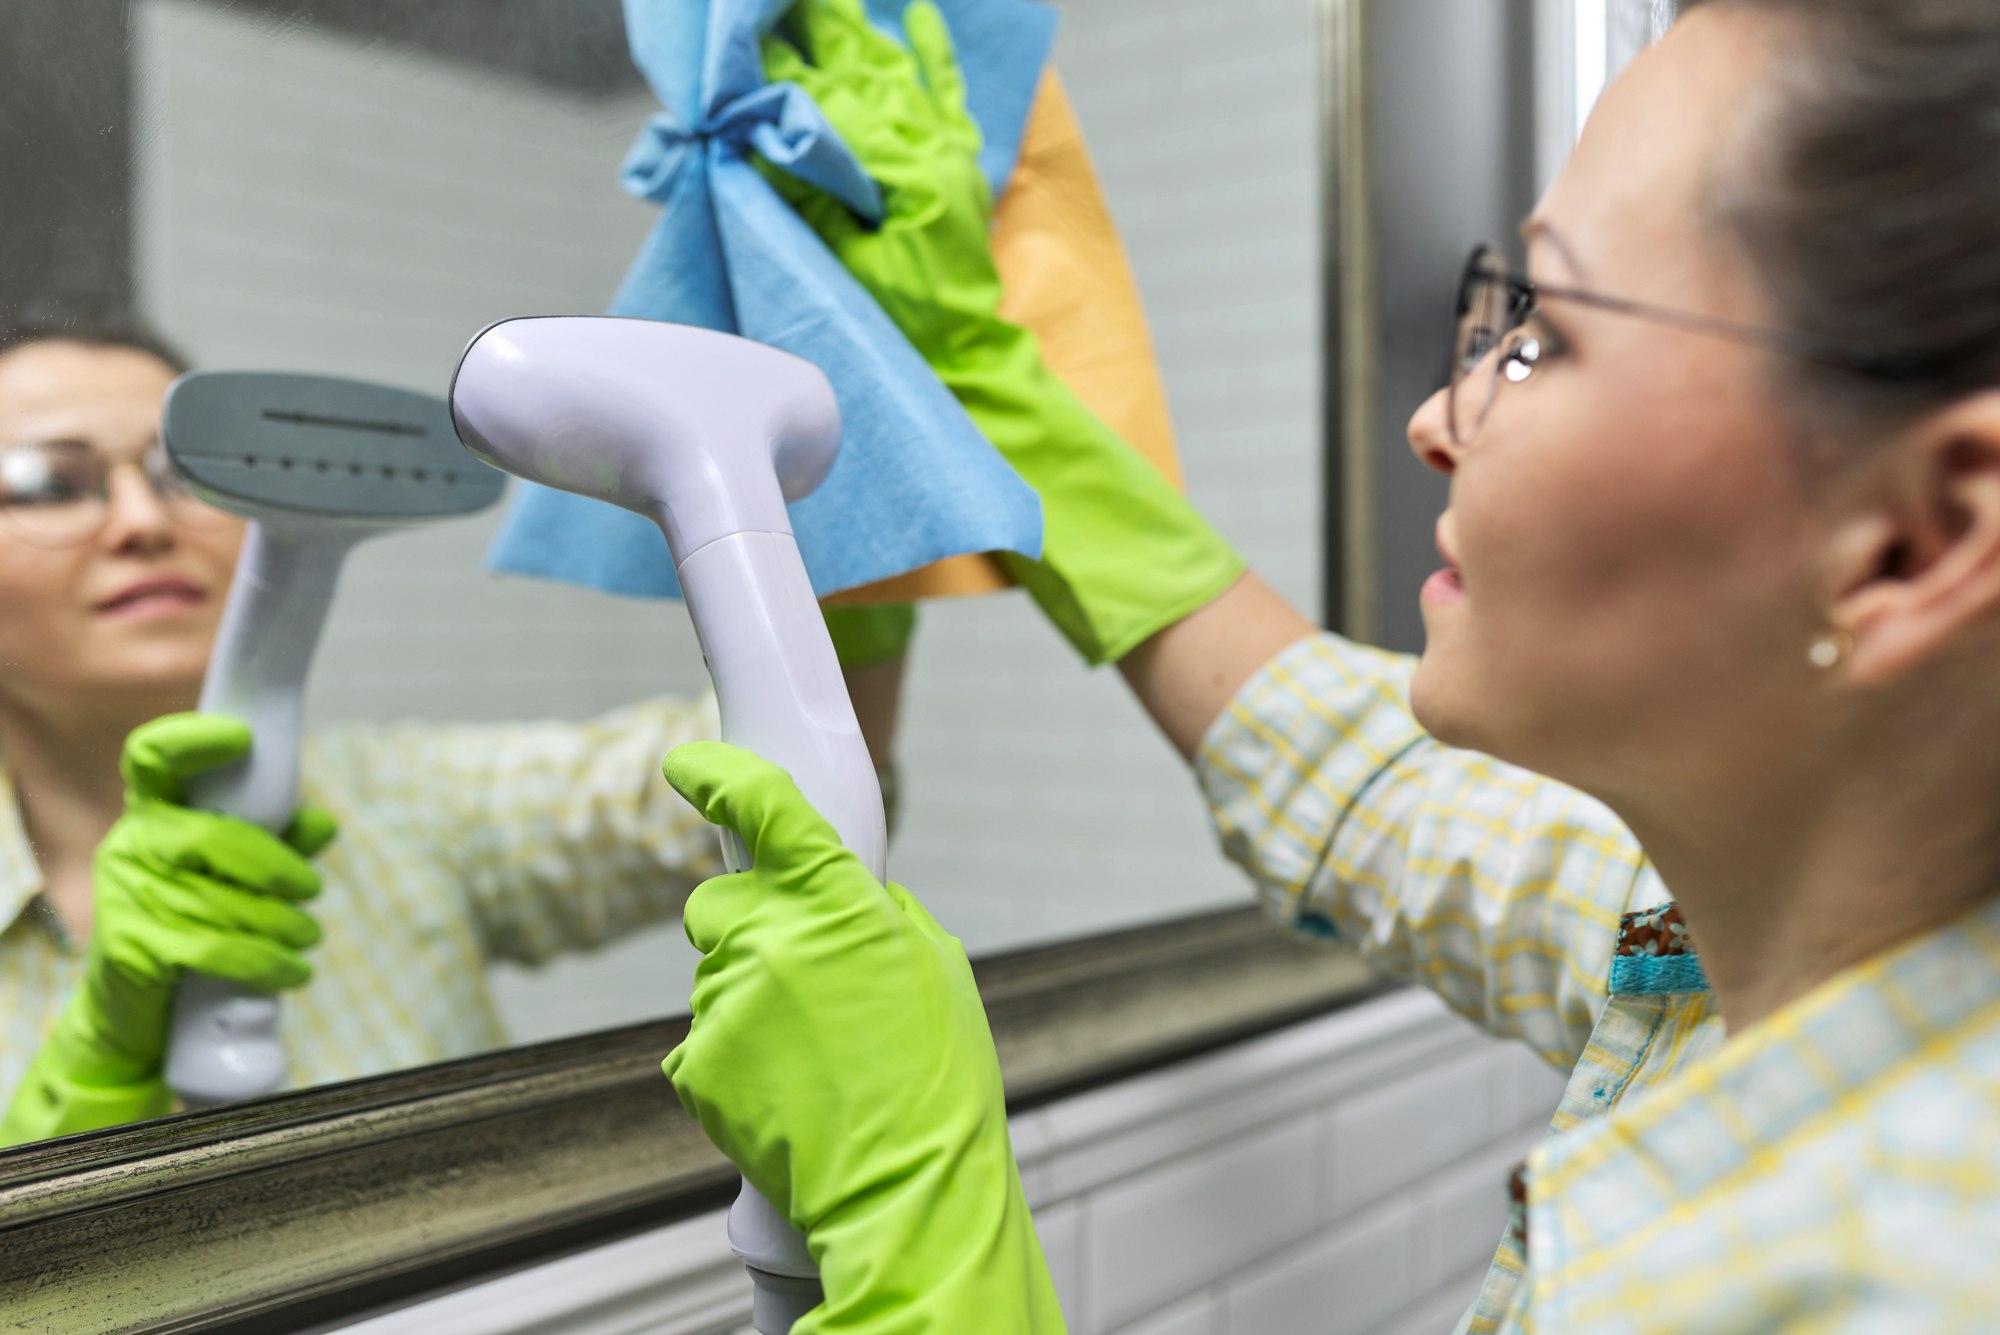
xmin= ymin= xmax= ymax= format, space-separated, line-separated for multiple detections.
xmin=0 ymin=341 xmax=242 ymax=717
xmin=1406 ymin=8 xmax=1831 ymax=805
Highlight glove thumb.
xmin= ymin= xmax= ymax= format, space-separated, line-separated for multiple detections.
xmin=120 ymin=713 xmax=254 ymax=805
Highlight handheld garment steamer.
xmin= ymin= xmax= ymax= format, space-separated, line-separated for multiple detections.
xmin=449 ymin=317 xmax=886 ymax=1335
xmin=159 ymin=373 xmax=506 ymax=1106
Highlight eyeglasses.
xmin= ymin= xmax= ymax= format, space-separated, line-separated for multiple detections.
xmin=1446 ymin=242 xmax=1983 ymax=446
xmin=0 ymin=439 xmax=235 ymax=548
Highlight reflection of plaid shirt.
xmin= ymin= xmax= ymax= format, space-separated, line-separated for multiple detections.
xmin=1199 ymin=634 xmax=2000 ymax=1333
xmin=0 ymin=696 xmax=723 ymax=1103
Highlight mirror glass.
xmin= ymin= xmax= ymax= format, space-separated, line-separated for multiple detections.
xmin=0 ymin=0 xmax=1326 ymax=1143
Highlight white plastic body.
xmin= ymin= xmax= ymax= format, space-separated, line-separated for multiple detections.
xmin=449 ymin=319 xmax=839 ymax=560
xmin=163 ymin=520 xmax=366 ymax=1108
xmin=678 ymin=531 xmax=887 ymax=880
xmin=682 ymin=532 xmax=885 ymax=1332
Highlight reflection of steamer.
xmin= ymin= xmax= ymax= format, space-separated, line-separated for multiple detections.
xmin=450 ymin=317 xmax=886 ymax=1335
xmin=159 ymin=373 xmax=507 ymax=1108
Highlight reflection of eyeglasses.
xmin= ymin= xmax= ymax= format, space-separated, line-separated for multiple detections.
xmin=0 ymin=440 xmax=235 ymax=548
xmin=1446 ymin=242 xmax=1995 ymax=446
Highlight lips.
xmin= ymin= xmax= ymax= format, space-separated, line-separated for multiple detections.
xmin=95 ymin=577 xmax=207 ymax=616
xmin=1421 ymin=518 xmax=1468 ymax=607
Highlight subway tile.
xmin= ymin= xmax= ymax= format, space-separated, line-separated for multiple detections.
xmin=1364 ymin=1264 xmax=1492 ymax=1335
xmin=1113 ymin=1293 xmax=1222 ymax=1335
xmin=1322 ymin=1050 xmax=1495 ymax=1218
xmin=1411 ymin=1147 xmax=1517 ymax=1291
xmin=1012 ymin=1110 xmax=1060 ymax=1209
xmin=1220 ymin=1199 xmax=1418 ymax=1335
xmin=1041 ymin=996 xmax=1478 ymax=1206
xmin=1087 ymin=1116 xmax=1319 ymax=1332
xmin=1035 ymin=1199 xmax=1089 ymax=1331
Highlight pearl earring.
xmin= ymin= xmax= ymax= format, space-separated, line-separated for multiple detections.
xmin=1809 ymin=630 xmax=1854 ymax=671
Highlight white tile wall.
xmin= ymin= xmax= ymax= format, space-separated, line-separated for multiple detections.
xmin=1088 ymin=1115 xmax=1321 ymax=1331
xmin=1222 ymin=1197 xmax=1418 ymax=1335
xmin=1367 ymin=1266 xmax=1497 ymax=1335
xmin=1037 ymin=1199 xmax=1089 ymax=1326
xmin=1118 ymin=1295 xmax=1223 ymax=1335
xmin=1412 ymin=1139 xmax=1534 ymax=1294
xmin=1050 ymin=996 xmax=1558 ymax=1335
xmin=130 ymin=0 xmax=1328 ymax=1042
xmin=328 ymin=993 xmax=1571 ymax=1335
xmin=1323 ymin=1050 xmax=1495 ymax=1217
xmin=132 ymin=0 xmax=710 ymax=1040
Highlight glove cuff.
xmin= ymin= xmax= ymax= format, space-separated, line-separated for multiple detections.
xmin=943 ymin=321 xmax=1247 ymax=666
xmin=0 ymin=1041 xmax=172 ymax=1147
xmin=804 ymin=1153 xmax=1066 ymax=1333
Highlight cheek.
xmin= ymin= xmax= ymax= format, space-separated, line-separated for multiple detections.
xmin=1471 ymin=449 xmax=1714 ymax=606
xmin=1464 ymin=345 xmax=1798 ymax=622
xmin=185 ymin=519 xmax=247 ymax=579
xmin=1423 ymin=371 xmax=1811 ymax=765
xmin=0 ymin=544 xmax=89 ymax=660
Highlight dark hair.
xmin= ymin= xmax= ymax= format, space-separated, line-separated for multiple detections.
xmin=0 ymin=299 xmax=190 ymax=375
xmin=1677 ymin=0 xmax=2000 ymax=425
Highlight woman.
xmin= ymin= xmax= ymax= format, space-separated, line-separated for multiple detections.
xmin=657 ymin=0 xmax=2000 ymax=1330
xmin=0 ymin=307 xmax=905 ymax=1144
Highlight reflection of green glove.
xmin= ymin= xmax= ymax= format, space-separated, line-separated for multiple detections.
xmin=0 ymin=714 xmax=334 ymax=1146
xmin=661 ymin=742 xmax=1065 ymax=1333
xmin=821 ymin=601 xmax=917 ymax=670
xmin=763 ymin=0 xmax=1245 ymax=665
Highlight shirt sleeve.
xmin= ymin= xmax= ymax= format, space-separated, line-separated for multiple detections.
xmin=1195 ymin=633 xmax=1662 ymax=1069
xmin=314 ymin=693 xmax=725 ymax=968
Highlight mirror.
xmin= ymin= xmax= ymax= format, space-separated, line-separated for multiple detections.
xmin=0 ymin=0 xmax=1328 ymax=1144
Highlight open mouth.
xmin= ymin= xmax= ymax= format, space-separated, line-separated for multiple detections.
xmin=1422 ymin=565 xmax=1466 ymax=605
xmin=1427 ymin=519 xmax=1466 ymax=602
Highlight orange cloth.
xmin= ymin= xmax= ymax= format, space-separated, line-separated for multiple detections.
xmin=827 ymin=70 xmax=1182 ymax=605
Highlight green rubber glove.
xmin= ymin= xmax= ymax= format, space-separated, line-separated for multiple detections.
xmin=821 ymin=601 xmax=918 ymax=670
xmin=661 ymin=741 xmax=1065 ymax=1334
xmin=762 ymin=0 xmax=1245 ymax=665
xmin=0 ymin=714 xmax=335 ymax=1146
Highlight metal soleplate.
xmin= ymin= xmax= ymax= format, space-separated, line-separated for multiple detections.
xmin=163 ymin=371 xmax=506 ymax=521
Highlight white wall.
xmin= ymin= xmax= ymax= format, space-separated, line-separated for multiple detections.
xmin=130 ymin=0 xmax=1326 ymax=1039
xmin=322 ymin=996 xmax=1569 ymax=1335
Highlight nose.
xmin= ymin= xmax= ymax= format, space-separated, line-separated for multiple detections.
xmin=99 ymin=461 xmax=175 ymax=556
xmin=1407 ymin=387 xmax=1460 ymax=477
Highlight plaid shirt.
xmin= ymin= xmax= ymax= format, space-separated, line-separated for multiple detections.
xmin=0 ymin=695 xmax=723 ymax=1102
xmin=1198 ymin=633 xmax=2000 ymax=1333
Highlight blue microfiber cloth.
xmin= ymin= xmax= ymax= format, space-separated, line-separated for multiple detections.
xmin=484 ymin=0 xmax=1057 ymax=599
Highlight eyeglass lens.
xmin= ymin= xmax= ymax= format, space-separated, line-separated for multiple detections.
xmin=1449 ymin=246 xmax=1530 ymax=445
xmin=0 ymin=441 xmax=232 ymax=548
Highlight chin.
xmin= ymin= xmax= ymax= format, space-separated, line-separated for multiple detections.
xmin=86 ymin=651 xmax=211 ymax=710
xmin=1409 ymin=652 xmax=1471 ymax=747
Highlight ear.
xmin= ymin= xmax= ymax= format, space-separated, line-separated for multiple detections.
xmin=1833 ymin=392 xmax=2000 ymax=687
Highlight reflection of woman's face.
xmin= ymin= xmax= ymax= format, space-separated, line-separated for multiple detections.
xmin=0 ymin=341 xmax=243 ymax=716
xmin=1404 ymin=8 xmax=1830 ymax=807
